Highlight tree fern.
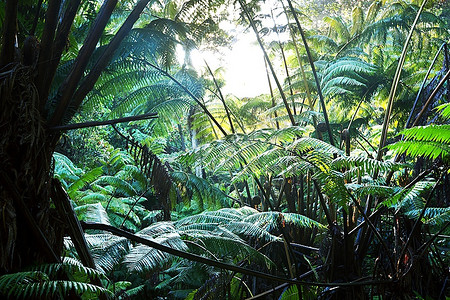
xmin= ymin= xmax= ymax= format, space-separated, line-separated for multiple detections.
xmin=0 ymin=260 xmax=111 ymax=299
xmin=171 ymin=171 xmax=232 ymax=209
xmin=387 ymin=125 xmax=450 ymax=161
xmin=124 ymin=232 xmax=188 ymax=272
xmin=68 ymin=167 xmax=103 ymax=199
xmin=74 ymin=202 xmax=111 ymax=225
xmin=242 ymin=211 xmax=324 ymax=232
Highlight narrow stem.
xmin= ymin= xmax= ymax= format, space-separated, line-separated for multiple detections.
xmin=376 ymin=0 xmax=428 ymax=161
xmin=286 ymin=0 xmax=334 ymax=146
xmin=50 ymin=0 xmax=119 ymax=126
xmin=397 ymin=173 xmax=442 ymax=274
xmin=36 ymin=0 xmax=62 ymax=105
xmin=81 ymin=221 xmax=393 ymax=287
xmin=145 ymin=61 xmax=228 ymax=136
xmin=347 ymin=190 xmax=395 ymax=272
xmin=264 ymin=58 xmax=280 ymax=129
xmin=205 ymin=60 xmax=235 ymax=133
xmin=238 ymin=0 xmax=296 ymax=126
xmin=49 ymin=112 xmax=158 ymax=131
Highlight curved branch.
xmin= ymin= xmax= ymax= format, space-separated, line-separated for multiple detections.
xmin=81 ymin=221 xmax=393 ymax=287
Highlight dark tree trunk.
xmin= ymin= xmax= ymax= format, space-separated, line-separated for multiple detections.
xmin=0 ymin=65 xmax=62 ymax=273
xmin=0 ymin=0 xmax=152 ymax=275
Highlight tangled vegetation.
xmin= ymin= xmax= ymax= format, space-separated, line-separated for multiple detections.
xmin=0 ymin=0 xmax=449 ymax=299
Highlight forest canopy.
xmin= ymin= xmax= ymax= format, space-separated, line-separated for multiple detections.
xmin=0 ymin=0 xmax=449 ymax=298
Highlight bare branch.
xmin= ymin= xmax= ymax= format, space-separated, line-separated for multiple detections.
xmin=49 ymin=112 xmax=158 ymax=131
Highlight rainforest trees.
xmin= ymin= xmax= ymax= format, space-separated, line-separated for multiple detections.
xmin=0 ymin=0 xmax=164 ymax=273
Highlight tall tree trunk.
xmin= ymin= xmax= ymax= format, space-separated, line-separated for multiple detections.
xmin=0 ymin=66 xmax=61 ymax=273
xmin=0 ymin=0 xmax=153 ymax=275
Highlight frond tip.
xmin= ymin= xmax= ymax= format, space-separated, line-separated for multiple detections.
xmin=0 ymin=267 xmax=112 ymax=299
xmin=387 ymin=125 xmax=450 ymax=161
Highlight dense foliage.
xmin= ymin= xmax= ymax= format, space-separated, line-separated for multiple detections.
xmin=0 ymin=0 xmax=449 ymax=299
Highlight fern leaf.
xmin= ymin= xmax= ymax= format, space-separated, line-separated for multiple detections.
xmin=74 ymin=203 xmax=111 ymax=225
xmin=85 ymin=234 xmax=131 ymax=272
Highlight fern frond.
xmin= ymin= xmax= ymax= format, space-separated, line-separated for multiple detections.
xmin=31 ymin=260 xmax=106 ymax=280
xmin=11 ymin=280 xmax=112 ymax=299
xmin=225 ymin=222 xmax=281 ymax=243
xmin=174 ymin=212 xmax=238 ymax=227
xmin=171 ymin=171 xmax=231 ymax=208
xmin=404 ymin=207 xmax=450 ymax=226
xmin=93 ymin=176 xmax=137 ymax=196
xmin=124 ymin=232 xmax=188 ymax=272
xmin=68 ymin=167 xmax=103 ymax=198
xmin=323 ymin=16 xmax=350 ymax=43
xmin=379 ymin=180 xmax=434 ymax=209
xmin=279 ymin=284 xmax=300 ymax=300
xmin=436 ymin=103 xmax=450 ymax=120
xmin=287 ymin=137 xmax=343 ymax=157
xmin=182 ymin=229 xmax=274 ymax=268
xmin=387 ymin=140 xmax=450 ymax=161
xmin=74 ymin=202 xmax=111 ymax=225
xmin=53 ymin=152 xmax=83 ymax=186
xmin=333 ymin=155 xmax=399 ymax=178
xmin=0 ymin=267 xmax=111 ymax=299
xmin=243 ymin=212 xmax=324 ymax=232
xmin=138 ymin=221 xmax=177 ymax=237
xmin=84 ymin=234 xmax=131 ymax=272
